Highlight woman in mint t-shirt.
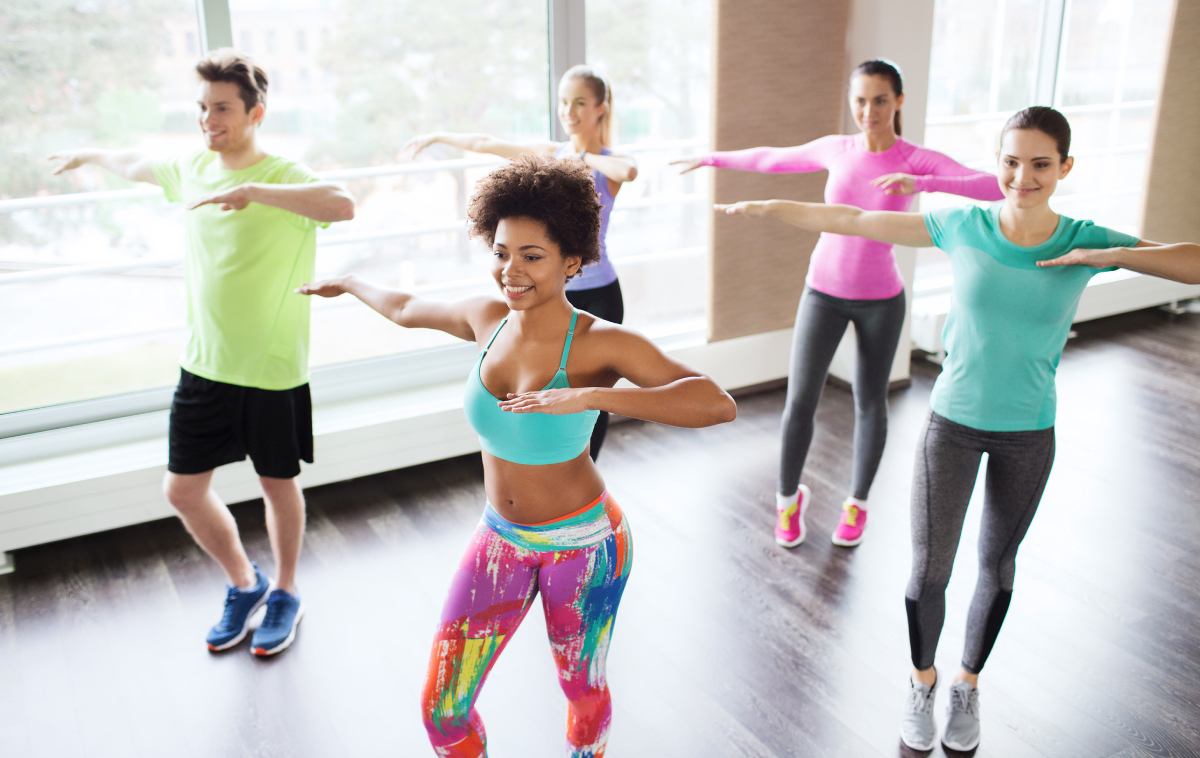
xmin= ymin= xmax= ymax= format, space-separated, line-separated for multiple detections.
xmin=713 ymin=106 xmax=1200 ymax=753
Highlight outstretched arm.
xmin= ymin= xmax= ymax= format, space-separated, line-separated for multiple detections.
xmin=401 ymin=132 xmax=557 ymax=161
xmin=579 ymin=151 xmax=638 ymax=184
xmin=673 ymin=140 xmax=829 ymax=175
xmin=187 ymin=182 xmax=355 ymax=223
xmin=871 ymin=149 xmax=1005 ymax=201
xmin=714 ymin=200 xmax=933 ymax=247
xmin=498 ymin=328 xmax=737 ymax=428
xmin=1038 ymin=239 xmax=1200 ymax=284
xmin=47 ymin=148 xmax=159 ymax=185
xmin=296 ymin=275 xmax=499 ymax=342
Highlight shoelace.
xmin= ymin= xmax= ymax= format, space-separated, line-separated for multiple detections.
xmin=218 ymin=585 xmax=243 ymax=627
xmin=906 ymin=685 xmax=934 ymax=714
xmin=843 ymin=505 xmax=859 ymax=527
xmin=261 ymin=594 xmax=291 ymax=628
xmin=950 ymin=686 xmax=977 ymax=716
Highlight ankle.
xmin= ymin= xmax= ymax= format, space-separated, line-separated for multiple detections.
xmin=953 ymin=669 xmax=979 ymax=688
xmin=912 ymin=665 xmax=937 ymax=688
xmin=845 ymin=496 xmax=867 ymax=509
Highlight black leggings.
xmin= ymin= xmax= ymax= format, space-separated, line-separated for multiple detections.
xmin=566 ymin=278 xmax=624 ymax=461
xmin=779 ymin=287 xmax=906 ymax=499
xmin=906 ymin=412 xmax=1055 ymax=673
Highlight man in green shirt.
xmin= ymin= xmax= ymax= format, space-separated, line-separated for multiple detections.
xmin=49 ymin=49 xmax=355 ymax=656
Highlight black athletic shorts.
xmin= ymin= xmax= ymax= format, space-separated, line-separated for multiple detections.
xmin=168 ymin=368 xmax=314 ymax=479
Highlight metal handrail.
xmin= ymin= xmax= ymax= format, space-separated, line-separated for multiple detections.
xmin=925 ymin=99 xmax=1155 ymax=127
xmin=0 ymin=138 xmax=707 ymax=214
xmin=0 ymin=246 xmax=708 ymax=358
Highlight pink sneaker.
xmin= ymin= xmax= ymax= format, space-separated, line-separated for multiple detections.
xmin=775 ymin=484 xmax=811 ymax=547
xmin=832 ymin=500 xmax=867 ymax=546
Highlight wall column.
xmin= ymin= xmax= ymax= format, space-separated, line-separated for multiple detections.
xmin=707 ymin=0 xmax=851 ymax=343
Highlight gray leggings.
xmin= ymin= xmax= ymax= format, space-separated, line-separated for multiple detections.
xmin=779 ymin=287 xmax=906 ymax=499
xmin=906 ymin=411 xmax=1055 ymax=674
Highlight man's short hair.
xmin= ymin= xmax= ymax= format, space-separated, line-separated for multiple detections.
xmin=196 ymin=48 xmax=268 ymax=113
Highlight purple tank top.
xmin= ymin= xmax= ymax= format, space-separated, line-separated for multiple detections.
xmin=554 ymin=144 xmax=618 ymax=291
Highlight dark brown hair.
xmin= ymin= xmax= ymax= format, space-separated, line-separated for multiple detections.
xmin=196 ymin=48 xmax=268 ymax=112
xmin=1000 ymin=106 xmax=1071 ymax=163
xmin=563 ymin=64 xmax=614 ymax=147
xmin=466 ymin=155 xmax=602 ymax=275
xmin=851 ymin=59 xmax=903 ymax=136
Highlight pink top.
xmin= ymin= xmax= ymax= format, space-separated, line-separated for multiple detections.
xmin=703 ymin=135 xmax=1005 ymax=300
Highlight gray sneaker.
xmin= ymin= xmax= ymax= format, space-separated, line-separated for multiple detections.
xmin=942 ymin=681 xmax=981 ymax=750
xmin=900 ymin=676 xmax=938 ymax=751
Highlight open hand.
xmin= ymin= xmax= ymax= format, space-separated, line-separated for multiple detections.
xmin=46 ymin=150 xmax=91 ymax=176
xmin=295 ymin=278 xmax=349 ymax=297
xmin=1037 ymin=248 xmax=1118 ymax=270
xmin=497 ymin=388 xmax=593 ymax=415
xmin=870 ymin=173 xmax=916 ymax=195
xmin=400 ymin=134 xmax=438 ymax=162
xmin=669 ymin=156 xmax=707 ymax=175
xmin=713 ymin=201 xmax=770 ymax=217
xmin=187 ymin=185 xmax=253 ymax=211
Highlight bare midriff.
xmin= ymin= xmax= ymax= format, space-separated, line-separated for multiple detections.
xmin=482 ymin=448 xmax=606 ymax=525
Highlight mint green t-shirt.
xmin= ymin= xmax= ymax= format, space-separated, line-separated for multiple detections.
xmin=153 ymin=151 xmax=330 ymax=390
xmin=923 ymin=205 xmax=1139 ymax=432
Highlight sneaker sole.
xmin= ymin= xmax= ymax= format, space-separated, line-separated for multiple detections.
xmin=251 ymin=604 xmax=305 ymax=657
xmin=831 ymin=531 xmax=865 ymax=547
xmin=774 ymin=484 xmax=811 ymax=548
xmin=206 ymin=592 xmax=269 ymax=652
xmin=901 ymin=733 xmax=937 ymax=752
xmin=943 ymin=734 xmax=981 ymax=752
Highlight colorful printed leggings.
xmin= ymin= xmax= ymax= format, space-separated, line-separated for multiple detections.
xmin=421 ymin=492 xmax=633 ymax=758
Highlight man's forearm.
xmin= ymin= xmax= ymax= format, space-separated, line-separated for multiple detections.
xmin=246 ymin=182 xmax=355 ymax=223
xmin=86 ymin=149 xmax=157 ymax=183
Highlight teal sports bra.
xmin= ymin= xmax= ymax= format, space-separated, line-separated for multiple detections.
xmin=463 ymin=310 xmax=600 ymax=465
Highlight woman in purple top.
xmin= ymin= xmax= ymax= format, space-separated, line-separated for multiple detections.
xmin=404 ymin=65 xmax=637 ymax=460
xmin=674 ymin=60 xmax=1005 ymax=550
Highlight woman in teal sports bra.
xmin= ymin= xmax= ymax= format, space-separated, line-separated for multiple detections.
xmin=299 ymin=155 xmax=735 ymax=758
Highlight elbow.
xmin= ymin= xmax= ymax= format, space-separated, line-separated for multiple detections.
xmin=717 ymin=394 xmax=737 ymax=424
xmin=334 ymin=195 xmax=356 ymax=222
xmin=625 ymin=165 xmax=638 ymax=183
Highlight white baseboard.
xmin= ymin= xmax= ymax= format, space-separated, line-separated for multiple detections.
xmin=0 ymin=330 xmax=795 ymax=554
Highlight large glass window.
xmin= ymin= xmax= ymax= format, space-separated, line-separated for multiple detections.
xmin=1 ymin=0 xmax=197 ymax=414
xmin=2 ymin=0 xmax=713 ymax=421
xmin=586 ymin=0 xmax=711 ymax=335
xmin=919 ymin=0 xmax=1173 ymax=285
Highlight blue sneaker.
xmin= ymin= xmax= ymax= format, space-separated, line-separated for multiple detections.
xmin=251 ymin=589 xmax=304 ymax=656
xmin=206 ymin=564 xmax=270 ymax=651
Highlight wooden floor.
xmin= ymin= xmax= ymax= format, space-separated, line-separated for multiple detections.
xmin=2 ymin=307 xmax=1200 ymax=758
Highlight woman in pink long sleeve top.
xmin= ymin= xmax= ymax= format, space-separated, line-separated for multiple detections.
xmin=675 ymin=59 xmax=1004 ymax=549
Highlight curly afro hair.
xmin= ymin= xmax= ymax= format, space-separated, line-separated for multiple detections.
xmin=466 ymin=154 xmax=602 ymax=275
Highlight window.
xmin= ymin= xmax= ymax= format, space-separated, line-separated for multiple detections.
xmin=920 ymin=0 xmax=1174 ymax=284
xmin=240 ymin=30 xmax=253 ymax=52
xmin=0 ymin=0 xmax=198 ymax=415
xmin=586 ymin=0 xmax=712 ymax=333
xmin=1 ymin=0 xmax=712 ymax=424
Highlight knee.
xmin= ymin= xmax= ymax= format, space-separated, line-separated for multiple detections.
xmin=162 ymin=475 xmax=205 ymax=515
xmin=560 ymin=680 xmax=611 ymax=749
xmin=421 ymin=695 xmax=472 ymax=749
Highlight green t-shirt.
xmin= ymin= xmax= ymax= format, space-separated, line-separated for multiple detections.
xmin=153 ymin=151 xmax=329 ymax=390
xmin=923 ymin=204 xmax=1140 ymax=432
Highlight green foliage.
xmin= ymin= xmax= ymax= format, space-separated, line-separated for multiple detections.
xmin=311 ymin=0 xmax=549 ymax=169
xmin=0 ymin=0 xmax=181 ymax=209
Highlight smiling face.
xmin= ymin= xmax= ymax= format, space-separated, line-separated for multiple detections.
xmin=996 ymin=128 xmax=1074 ymax=210
xmin=196 ymin=80 xmax=262 ymax=153
xmin=557 ymin=76 xmax=606 ymax=139
xmin=849 ymin=74 xmax=903 ymax=139
xmin=491 ymin=216 xmax=581 ymax=310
